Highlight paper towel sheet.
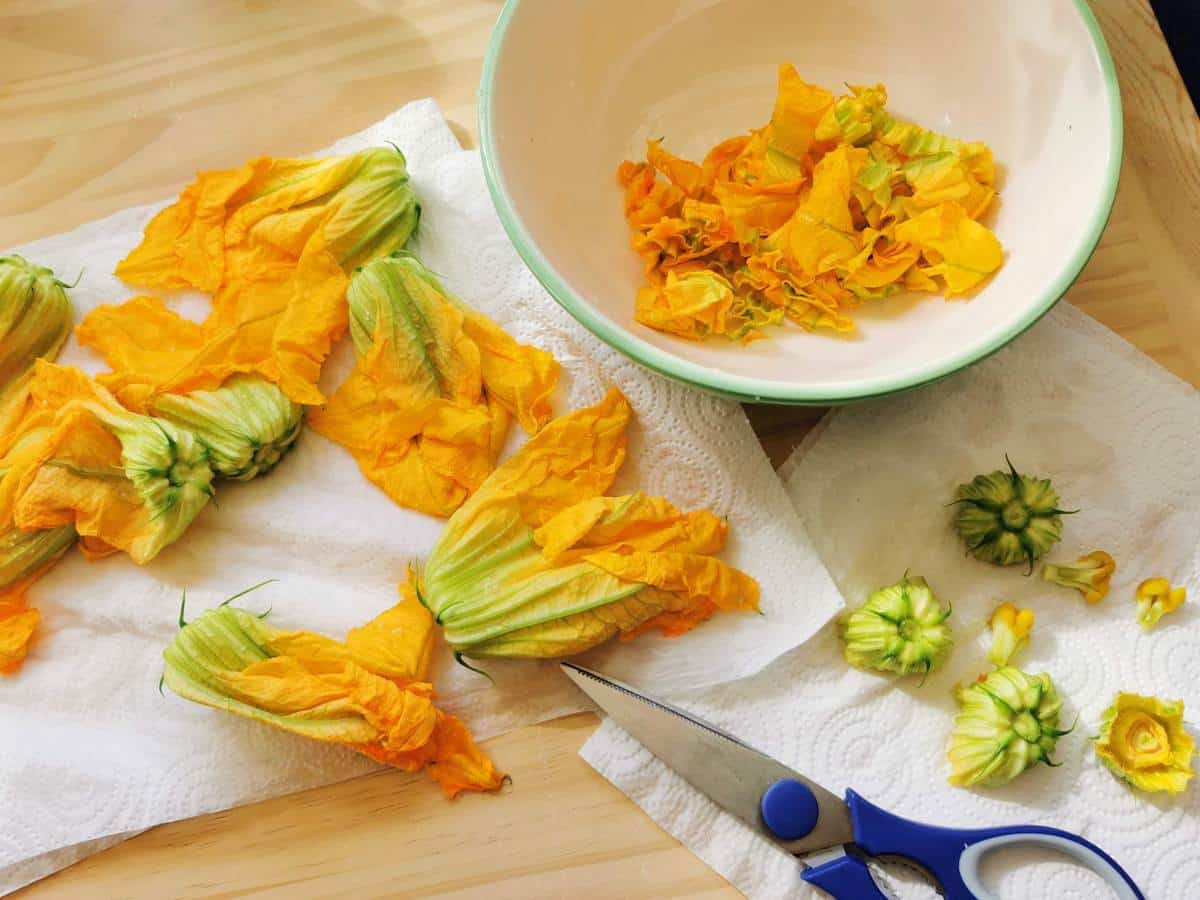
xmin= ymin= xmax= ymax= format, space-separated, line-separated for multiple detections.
xmin=0 ymin=100 xmax=843 ymax=894
xmin=582 ymin=303 xmax=1200 ymax=899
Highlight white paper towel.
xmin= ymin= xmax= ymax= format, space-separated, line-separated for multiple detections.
xmin=0 ymin=100 xmax=844 ymax=894
xmin=582 ymin=303 xmax=1200 ymax=899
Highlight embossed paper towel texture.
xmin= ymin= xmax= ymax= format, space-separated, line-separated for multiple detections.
xmin=582 ymin=303 xmax=1200 ymax=899
xmin=0 ymin=100 xmax=843 ymax=894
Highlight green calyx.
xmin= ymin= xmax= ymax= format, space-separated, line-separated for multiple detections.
xmin=149 ymin=375 xmax=302 ymax=481
xmin=953 ymin=457 xmax=1070 ymax=570
xmin=948 ymin=666 xmax=1068 ymax=787
xmin=0 ymin=255 xmax=73 ymax=393
xmin=79 ymin=401 xmax=215 ymax=558
xmin=839 ymin=574 xmax=953 ymax=678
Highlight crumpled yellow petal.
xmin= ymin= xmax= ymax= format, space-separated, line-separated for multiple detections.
xmin=646 ymin=140 xmax=704 ymax=196
xmin=469 ymin=386 xmax=630 ymax=529
xmin=0 ymin=606 xmax=39 ymax=673
xmin=893 ymin=201 xmax=1004 ymax=295
xmin=344 ymin=582 xmax=435 ymax=683
xmin=459 ymin=309 xmax=558 ymax=435
xmin=636 ymin=269 xmax=736 ymax=340
xmin=766 ymin=64 xmax=835 ymax=165
xmin=533 ymin=493 xmax=728 ymax=562
xmin=770 ymin=146 xmax=867 ymax=276
xmin=308 ymin=334 xmax=496 ymax=518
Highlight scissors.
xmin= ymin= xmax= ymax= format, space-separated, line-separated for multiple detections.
xmin=562 ymin=662 xmax=1143 ymax=900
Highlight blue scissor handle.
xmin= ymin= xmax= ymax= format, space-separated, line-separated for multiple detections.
xmin=802 ymin=853 xmax=887 ymax=900
xmin=804 ymin=789 xmax=1144 ymax=900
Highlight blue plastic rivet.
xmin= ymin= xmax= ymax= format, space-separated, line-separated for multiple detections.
xmin=760 ymin=778 xmax=820 ymax=841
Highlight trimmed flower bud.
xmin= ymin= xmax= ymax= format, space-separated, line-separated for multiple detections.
xmin=839 ymin=574 xmax=953 ymax=677
xmin=1135 ymin=578 xmax=1186 ymax=631
xmin=82 ymin=401 xmax=214 ymax=539
xmin=953 ymin=458 xmax=1069 ymax=570
xmin=1094 ymin=693 xmax=1195 ymax=795
xmin=148 ymin=375 xmax=301 ymax=481
xmin=1041 ymin=551 xmax=1116 ymax=604
xmin=0 ymin=256 xmax=73 ymax=394
xmin=988 ymin=602 xmax=1034 ymax=668
xmin=948 ymin=666 xmax=1067 ymax=787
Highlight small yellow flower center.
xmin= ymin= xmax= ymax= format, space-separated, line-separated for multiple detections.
xmin=1112 ymin=710 xmax=1171 ymax=769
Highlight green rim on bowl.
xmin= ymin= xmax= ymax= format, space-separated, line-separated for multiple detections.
xmin=478 ymin=0 xmax=1124 ymax=405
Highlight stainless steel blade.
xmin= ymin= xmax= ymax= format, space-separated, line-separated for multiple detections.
xmin=563 ymin=662 xmax=854 ymax=855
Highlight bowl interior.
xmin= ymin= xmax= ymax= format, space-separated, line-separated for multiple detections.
xmin=482 ymin=0 xmax=1119 ymax=401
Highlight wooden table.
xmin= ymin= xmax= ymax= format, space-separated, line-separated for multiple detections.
xmin=3 ymin=1 xmax=1198 ymax=896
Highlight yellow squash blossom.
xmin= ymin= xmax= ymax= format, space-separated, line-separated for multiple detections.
xmin=616 ymin=66 xmax=1003 ymax=341
xmin=411 ymin=388 xmax=759 ymax=658
xmin=162 ymin=588 xmax=503 ymax=798
xmin=0 ymin=256 xmax=73 ymax=428
xmin=308 ymin=252 xmax=559 ymax=518
xmin=1135 ymin=577 xmax=1186 ymax=630
xmin=13 ymin=361 xmax=214 ymax=564
xmin=1094 ymin=693 xmax=1194 ymax=795
xmin=1041 ymin=551 xmax=1116 ymax=604
xmin=86 ymin=146 xmax=420 ymax=407
xmin=0 ymin=257 xmax=78 ymax=671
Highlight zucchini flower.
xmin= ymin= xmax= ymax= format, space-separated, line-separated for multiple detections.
xmin=953 ymin=458 xmax=1070 ymax=570
xmin=987 ymin=602 xmax=1034 ymax=668
xmin=309 ymin=252 xmax=559 ymax=517
xmin=413 ymin=388 xmax=759 ymax=659
xmin=949 ymin=605 xmax=1069 ymax=787
xmin=162 ymin=590 xmax=503 ymax=798
xmin=148 ymin=375 xmax=301 ymax=480
xmin=1094 ymin=693 xmax=1194 ymax=795
xmin=0 ymin=255 xmax=72 ymax=396
xmin=1041 ymin=551 xmax=1116 ymax=604
xmin=0 ymin=256 xmax=73 ymax=443
xmin=948 ymin=667 xmax=1067 ymax=787
xmin=1135 ymin=578 xmax=1186 ymax=631
xmin=14 ymin=361 xmax=214 ymax=564
xmin=86 ymin=145 xmax=421 ymax=410
xmin=839 ymin=574 xmax=953 ymax=677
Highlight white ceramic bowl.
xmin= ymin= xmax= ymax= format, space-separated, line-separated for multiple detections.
xmin=479 ymin=0 xmax=1121 ymax=404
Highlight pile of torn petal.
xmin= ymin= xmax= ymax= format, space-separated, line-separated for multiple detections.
xmin=619 ymin=65 xmax=1003 ymax=341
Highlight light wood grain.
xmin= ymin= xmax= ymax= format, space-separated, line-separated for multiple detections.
xmin=3 ymin=0 xmax=1199 ymax=897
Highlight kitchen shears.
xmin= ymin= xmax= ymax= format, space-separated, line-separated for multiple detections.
xmin=562 ymin=662 xmax=1143 ymax=900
